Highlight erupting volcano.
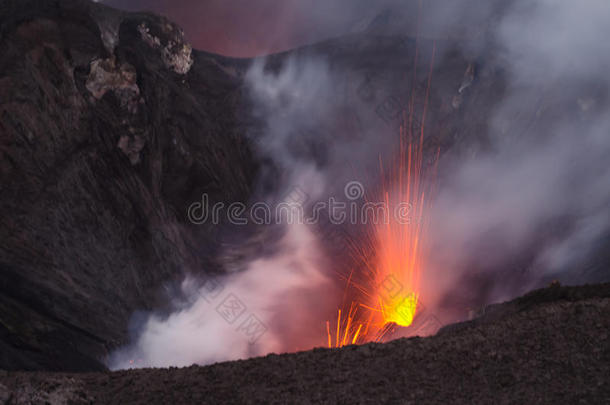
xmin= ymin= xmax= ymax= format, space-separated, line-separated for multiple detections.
xmin=327 ymin=44 xmax=438 ymax=348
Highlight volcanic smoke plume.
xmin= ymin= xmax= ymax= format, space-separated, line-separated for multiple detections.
xmin=109 ymin=222 xmax=331 ymax=368
xmin=109 ymin=0 xmax=610 ymax=368
xmin=423 ymin=0 xmax=610 ymax=314
xmin=109 ymin=54 xmax=356 ymax=368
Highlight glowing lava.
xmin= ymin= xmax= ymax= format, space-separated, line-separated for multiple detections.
xmin=326 ymin=41 xmax=437 ymax=348
xmin=371 ymin=116 xmax=434 ymax=329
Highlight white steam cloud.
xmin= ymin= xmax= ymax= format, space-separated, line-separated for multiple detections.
xmin=109 ymin=222 xmax=330 ymax=368
xmin=109 ymin=53 xmax=348 ymax=370
xmin=423 ymin=0 xmax=610 ymax=311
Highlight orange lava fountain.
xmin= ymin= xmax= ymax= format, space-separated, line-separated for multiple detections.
xmin=326 ymin=41 xmax=437 ymax=348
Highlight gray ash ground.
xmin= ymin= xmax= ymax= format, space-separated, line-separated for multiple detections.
xmin=1 ymin=283 xmax=609 ymax=404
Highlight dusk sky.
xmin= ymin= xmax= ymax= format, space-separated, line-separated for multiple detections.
xmin=101 ymin=0 xmax=401 ymax=57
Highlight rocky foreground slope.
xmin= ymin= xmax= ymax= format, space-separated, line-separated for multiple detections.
xmin=1 ymin=282 xmax=609 ymax=404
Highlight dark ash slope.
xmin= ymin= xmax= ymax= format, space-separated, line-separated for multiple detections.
xmin=0 ymin=283 xmax=609 ymax=404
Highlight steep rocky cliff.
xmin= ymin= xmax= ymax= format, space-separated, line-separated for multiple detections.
xmin=0 ymin=0 xmax=257 ymax=371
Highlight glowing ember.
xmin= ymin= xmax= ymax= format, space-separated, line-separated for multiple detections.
xmin=326 ymin=41 xmax=437 ymax=348
xmin=370 ymin=112 xmax=434 ymax=329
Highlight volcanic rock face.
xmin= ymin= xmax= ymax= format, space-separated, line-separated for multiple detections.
xmin=0 ymin=0 xmax=257 ymax=371
xmin=85 ymin=57 xmax=140 ymax=107
xmin=136 ymin=21 xmax=193 ymax=74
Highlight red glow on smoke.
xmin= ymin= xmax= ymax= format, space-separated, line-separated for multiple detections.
xmin=104 ymin=0 xmax=338 ymax=57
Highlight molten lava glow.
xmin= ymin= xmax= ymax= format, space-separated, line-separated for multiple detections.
xmin=326 ymin=40 xmax=437 ymax=348
xmin=326 ymin=126 xmax=436 ymax=348
xmin=372 ymin=119 xmax=432 ymax=328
